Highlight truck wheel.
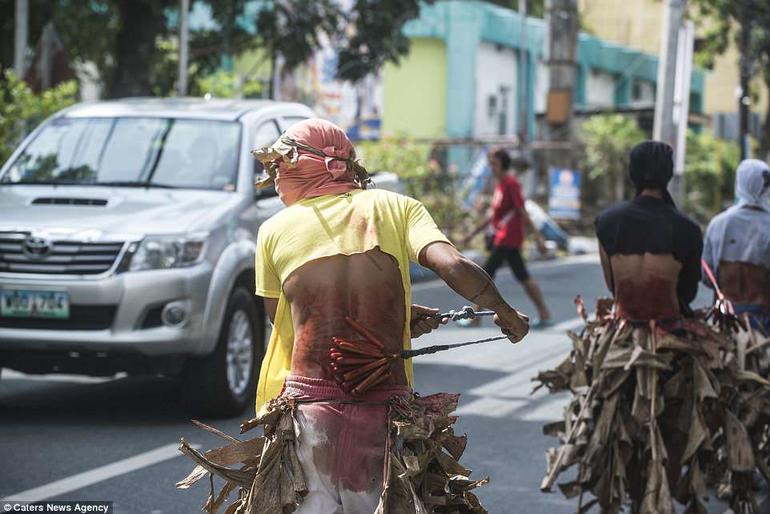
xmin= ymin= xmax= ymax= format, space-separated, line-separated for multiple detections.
xmin=183 ymin=287 xmax=263 ymax=418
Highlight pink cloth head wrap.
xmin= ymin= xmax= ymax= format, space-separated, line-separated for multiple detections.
xmin=273 ymin=118 xmax=360 ymax=206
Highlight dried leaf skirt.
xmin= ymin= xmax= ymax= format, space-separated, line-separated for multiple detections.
xmin=177 ymin=392 xmax=488 ymax=514
xmin=535 ymin=304 xmax=770 ymax=514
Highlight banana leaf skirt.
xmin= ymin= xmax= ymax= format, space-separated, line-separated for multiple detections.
xmin=176 ymin=392 xmax=488 ymax=514
xmin=535 ymin=299 xmax=770 ymax=514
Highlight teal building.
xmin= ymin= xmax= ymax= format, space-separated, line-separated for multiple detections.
xmin=382 ymin=1 xmax=705 ymax=142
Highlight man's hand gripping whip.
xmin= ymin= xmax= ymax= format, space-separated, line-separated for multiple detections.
xmin=701 ymin=258 xmax=748 ymax=332
xmin=329 ymin=306 xmax=509 ymax=395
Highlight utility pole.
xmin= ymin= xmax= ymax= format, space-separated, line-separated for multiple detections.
xmin=178 ymin=0 xmax=190 ymax=96
xmin=653 ymin=0 xmax=686 ymax=203
xmin=519 ymin=0 xmax=537 ymax=196
xmin=14 ymin=0 xmax=28 ymax=77
xmin=542 ymin=0 xmax=578 ymax=196
xmin=221 ymin=0 xmax=234 ymax=73
xmin=738 ymin=3 xmax=752 ymax=160
xmin=268 ymin=52 xmax=276 ymax=99
xmin=38 ymin=23 xmax=61 ymax=91
xmin=518 ymin=0 xmax=529 ymax=146
xmin=673 ymin=21 xmax=694 ymax=184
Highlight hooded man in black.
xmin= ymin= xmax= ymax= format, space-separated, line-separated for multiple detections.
xmin=594 ymin=140 xmax=703 ymax=321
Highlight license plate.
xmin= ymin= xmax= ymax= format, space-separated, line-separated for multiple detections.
xmin=0 ymin=289 xmax=70 ymax=319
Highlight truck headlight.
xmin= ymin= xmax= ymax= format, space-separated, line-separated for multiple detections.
xmin=127 ymin=233 xmax=208 ymax=271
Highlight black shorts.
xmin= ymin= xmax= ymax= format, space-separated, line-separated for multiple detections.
xmin=483 ymin=245 xmax=530 ymax=283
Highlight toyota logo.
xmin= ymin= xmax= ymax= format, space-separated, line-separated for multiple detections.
xmin=22 ymin=235 xmax=52 ymax=259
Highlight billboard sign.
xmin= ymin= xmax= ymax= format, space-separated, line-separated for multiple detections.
xmin=548 ymin=168 xmax=581 ymax=220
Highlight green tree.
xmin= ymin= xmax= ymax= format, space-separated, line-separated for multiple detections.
xmin=0 ymin=70 xmax=77 ymax=165
xmin=359 ymin=137 xmax=466 ymax=239
xmin=690 ymin=0 xmax=770 ymax=156
xmin=256 ymin=0 xmax=434 ymax=83
xmin=3 ymin=0 xmax=437 ymax=98
xmin=578 ymin=114 xmax=645 ymax=210
xmin=683 ymin=129 xmax=740 ymax=222
xmin=0 ymin=0 xmax=117 ymax=87
xmin=0 ymin=0 xmax=165 ymax=97
xmin=110 ymin=0 xmax=177 ymax=97
xmin=578 ymin=114 xmax=742 ymax=223
xmin=358 ymin=137 xmax=431 ymax=185
xmin=754 ymin=8 xmax=770 ymax=156
xmin=196 ymin=69 xmax=264 ymax=98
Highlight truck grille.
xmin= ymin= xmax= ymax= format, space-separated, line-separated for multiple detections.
xmin=0 ymin=232 xmax=125 ymax=275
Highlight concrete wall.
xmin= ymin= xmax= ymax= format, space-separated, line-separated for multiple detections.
xmin=474 ymin=43 xmax=517 ymax=137
xmin=535 ymin=62 xmax=549 ymax=114
xmin=388 ymin=0 xmax=705 ymax=144
xmin=381 ymin=38 xmax=447 ymax=138
xmin=705 ymin=43 xmax=768 ymax=118
xmin=579 ymin=0 xmax=767 ymax=132
xmin=578 ymin=0 xmax=662 ymax=54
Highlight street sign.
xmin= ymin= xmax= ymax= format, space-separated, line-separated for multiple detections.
xmin=548 ymin=168 xmax=581 ymax=220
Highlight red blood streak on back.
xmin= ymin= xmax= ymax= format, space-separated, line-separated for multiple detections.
xmin=615 ymin=276 xmax=680 ymax=320
xmin=718 ymin=261 xmax=770 ymax=307
xmin=285 ymin=250 xmax=407 ymax=385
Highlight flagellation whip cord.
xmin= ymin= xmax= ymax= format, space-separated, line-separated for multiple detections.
xmin=329 ymin=306 xmax=510 ymax=394
xmin=435 ymin=305 xmax=495 ymax=321
xmin=401 ymin=335 xmax=509 ymax=358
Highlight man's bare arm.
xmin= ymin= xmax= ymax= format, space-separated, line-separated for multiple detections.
xmin=598 ymin=243 xmax=613 ymax=293
xmin=419 ymin=242 xmax=529 ymax=342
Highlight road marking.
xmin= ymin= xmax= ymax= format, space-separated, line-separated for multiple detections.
xmin=0 ymin=369 xmax=123 ymax=384
xmin=1 ymin=442 xmax=195 ymax=502
xmin=518 ymin=394 xmax=570 ymax=422
xmin=523 ymin=253 xmax=600 ymax=270
xmin=546 ymin=315 xmax=585 ymax=333
xmin=441 ymin=321 xmax=582 ymax=421
xmin=455 ymin=397 xmax=528 ymax=418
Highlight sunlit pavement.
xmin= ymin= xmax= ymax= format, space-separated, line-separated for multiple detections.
xmin=0 ymin=254 xmax=758 ymax=513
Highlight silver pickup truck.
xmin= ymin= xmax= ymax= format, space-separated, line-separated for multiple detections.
xmin=0 ymin=98 xmax=317 ymax=417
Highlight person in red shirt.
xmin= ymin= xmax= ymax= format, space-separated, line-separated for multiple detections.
xmin=463 ymin=147 xmax=552 ymax=328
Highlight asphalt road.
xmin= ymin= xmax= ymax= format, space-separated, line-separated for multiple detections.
xmin=0 ymin=254 xmax=731 ymax=514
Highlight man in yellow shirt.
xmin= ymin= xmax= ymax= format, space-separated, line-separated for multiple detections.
xmin=181 ymin=119 xmax=529 ymax=514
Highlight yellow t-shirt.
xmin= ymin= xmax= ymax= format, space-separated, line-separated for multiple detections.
xmin=254 ymin=188 xmax=451 ymax=413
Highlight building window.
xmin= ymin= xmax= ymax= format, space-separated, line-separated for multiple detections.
xmin=487 ymin=95 xmax=498 ymax=118
xmin=498 ymin=86 xmax=510 ymax=135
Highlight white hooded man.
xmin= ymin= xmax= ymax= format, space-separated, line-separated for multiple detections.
xmin=703 ymin=159 xmax=770 ymax=334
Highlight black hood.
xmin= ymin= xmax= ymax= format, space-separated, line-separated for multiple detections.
xmin=629 ymin=140 xmax=675 ymax=206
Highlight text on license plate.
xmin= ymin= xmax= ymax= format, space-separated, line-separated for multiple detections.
xmin=0 ymin=289 xmax=70 ymax=319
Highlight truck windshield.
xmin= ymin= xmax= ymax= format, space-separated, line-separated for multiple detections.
xmin=1 ymin=117 xmax=241 ymax=190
